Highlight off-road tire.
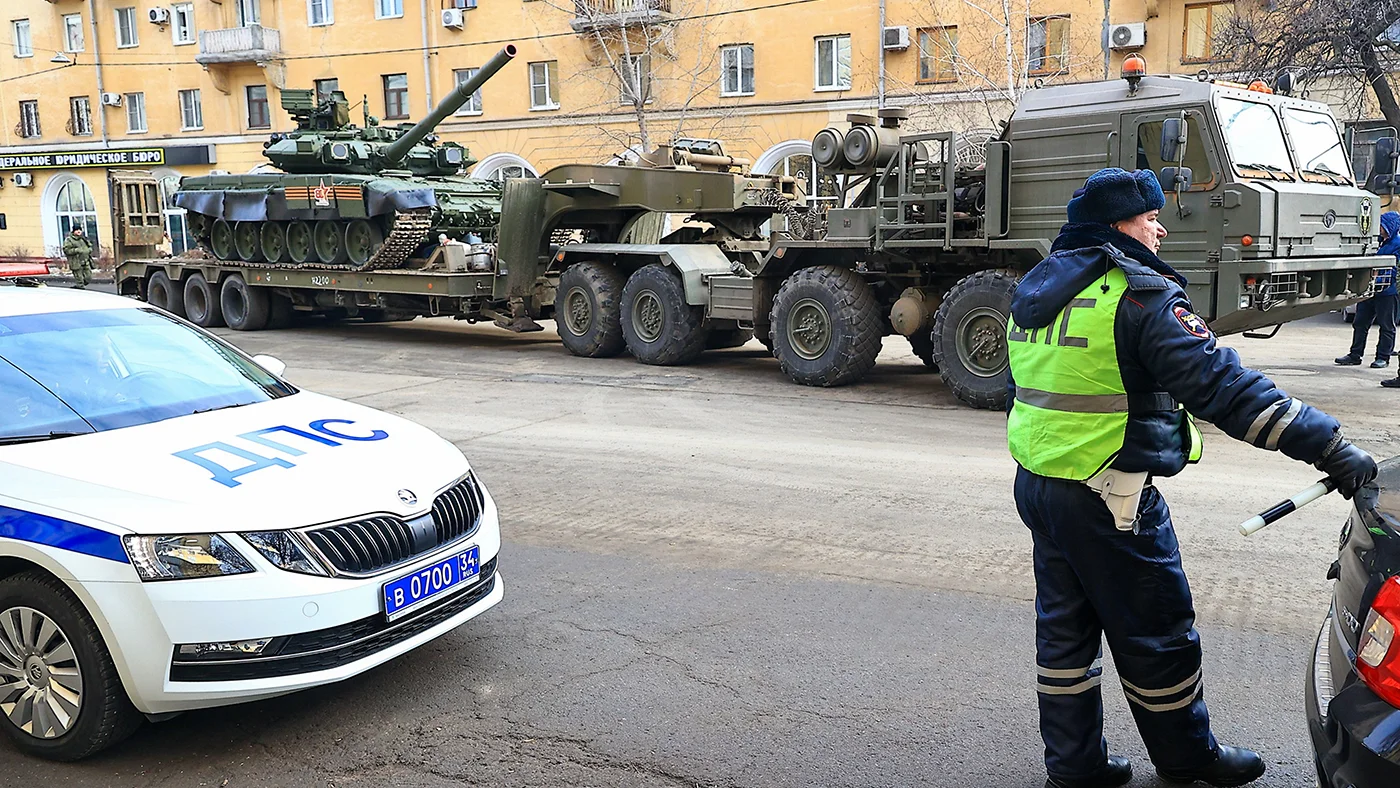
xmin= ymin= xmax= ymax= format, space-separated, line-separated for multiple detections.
xmin=932 ymin=269 xmax=1018 ymax=410
xmin=0 ymin=571 xmax=142 ymax=761
xmin=555 ymin=262 xmax=627 ymax=358
xmin=220 ymin=274 xmax=271 ymax=331
xmin=183 ymin=272 xmax=225 ymax=328
xmin=705 ymin=328 xmax=754 ymax=350
xmin=620 ymin=264 xmax=709 ymax=365
xmin=147 ymin=270 xmax=185 ymax=318
xmin=908 ymin=330 xmax=938 ymax=370
xmin=769 ymin=265 xmax=883 ymax=387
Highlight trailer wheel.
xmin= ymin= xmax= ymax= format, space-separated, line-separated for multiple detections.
xmin=769 ymin=265 xmax=883 ymax=387
xmin=220 ymin=274 xmax=271 ymax=331
xmin=908 ymin=330 xmax=938 ymax=370
xmin=183 ymin=273 xmax=225 ymax=328
xmin=555 ymin=262 xmax=627 ymax=358
xmin=932 ymin=270 xmax=1018 ymax=409
xmin=705 ymin=328 xmax=754 ymax=349
xmin=147 ymin=270 xmax=185 ymax=318
xmin=620 ymin=264 xmax=709 ymax=365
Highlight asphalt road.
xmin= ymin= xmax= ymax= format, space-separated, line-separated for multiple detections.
xmin=7 ymin=304 xmax=1395 ymax=787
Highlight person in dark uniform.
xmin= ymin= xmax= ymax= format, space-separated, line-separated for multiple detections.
xmin=1006 ymin=168 xmax=1377 ymax=788
xmin=1337 ymin=210 xmax=1399 ymax=369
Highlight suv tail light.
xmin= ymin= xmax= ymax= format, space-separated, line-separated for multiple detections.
xmin=1357 ymin=576 xmax=1400 ymax=707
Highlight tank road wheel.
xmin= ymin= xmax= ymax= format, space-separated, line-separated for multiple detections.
xmin=769 ymin=265 xmax=883 ymax=387
xmin=286 ymin=221 xmax=314 ymax=265
xmin=260 ymin=222 xmax=291 ymax=264
xmin=209 ymin=220 xmax=236 ymax=261
xmin=147 ymin=270 xmax=186 ymax=318
xmin=183 ymin=272 xmax=225 ymax=328
xmin=344 ymin=219 xmax=384 ymax=269
xmin=313 ymin=221 xmax=348 ymax=266
xmin=220 ymin=274 xmax=271 ymax=331
xmin=232 ymin=222 xmax=263 ymax=262
xmin=620 ymin=263 xmax=709 ymax=365
xmin=705 ymin=328 xmax=754 ymax=350
xmin=554 ymin=262 xmax=627 ymax=358
xmin=931 ymin=269 xmax=1018 ymax=410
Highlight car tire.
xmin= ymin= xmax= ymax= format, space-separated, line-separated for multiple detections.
xmin=932 ymin=269 xmax=1018 ymax=410
xmin=620 ymin=263 xmax=709 ymax=365
xmin=769 ymin=265 xmax=883 ymax=387
xmin=183 ymin=273 xmax=225 ymax=328
xmin=555 ymin=262 xmax=627 ymax=358
xmin=147 ymin=270 xmax=185 ymax=318
xmin=0 ymin=571 xmax=142 ymax=761
xmin=220 ymin=274 xmax=271 ymax=331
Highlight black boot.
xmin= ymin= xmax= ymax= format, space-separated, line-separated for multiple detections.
xmin=1382 ymin=376 xmax=1400 ymax=388
xmin=1045 ymin=755 xmax=1132 ymax=788
xmin=1157 ymin=745 xmax=1265 ymax=787
xmin=1335 ymin=354 xmax=1362 ymax=365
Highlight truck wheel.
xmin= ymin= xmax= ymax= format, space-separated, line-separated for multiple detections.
xmin=0 ymin=571 xmax=143 ymax=761
xmin=620 ymin=263 xmax=709 ymax=365
xmin=147 ymin=270 xmax=185 ymax=318
xmin=705 ymin=328 xmax=754 ymax=349
xmin=908 ymin=330 xmax=938 ymax=370
xmin=220 ymin=274 xmax=271 ymax=331
xmin=555 ymin=262 xmax=626 ymax=358
xmin=183 ymin=273 xmax=225 ymax=328
xmin=769 ymin=265 xmax=883 ymax=387
xmin=932 ymin=270 xmax=1018 ymax=410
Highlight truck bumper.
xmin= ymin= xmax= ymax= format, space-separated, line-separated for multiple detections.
xmin=1211 ymin=255 xmax=1393 ymax=335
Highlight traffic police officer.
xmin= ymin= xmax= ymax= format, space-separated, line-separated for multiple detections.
xmin=62 ymin=226 xmax=93 ymax=289
xmin=1006 ymin=168 xmax=1378 ymax=788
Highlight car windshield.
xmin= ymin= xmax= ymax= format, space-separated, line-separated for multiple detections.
xmin=1217 ymin=96 xmax=1294 ymax=179
xmin=0 ymin=307 xmax=295 ymax=441
xmin=1282 ymin=106 xmax=1353 ymax=184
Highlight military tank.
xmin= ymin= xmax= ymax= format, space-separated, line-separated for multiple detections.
xmin=174 ymin=45 xmax=517 ymax=270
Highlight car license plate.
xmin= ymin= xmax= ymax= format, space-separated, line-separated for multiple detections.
xmin=382 ymin=546 xmax=480 ymax=621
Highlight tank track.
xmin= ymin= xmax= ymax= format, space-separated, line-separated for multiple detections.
xmin=194 ymin=208 xmax=435 ymax=271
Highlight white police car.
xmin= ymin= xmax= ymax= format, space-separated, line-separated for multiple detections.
xmin=0 ymin=285 xmax=503 ymax=760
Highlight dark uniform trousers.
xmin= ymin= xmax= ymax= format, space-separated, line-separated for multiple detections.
xmin=1015 ymin=466 xmax=1217 ymax=780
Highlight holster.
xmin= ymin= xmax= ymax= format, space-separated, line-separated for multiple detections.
xmin=1083 ymin=468 xmax=1150 ymax=532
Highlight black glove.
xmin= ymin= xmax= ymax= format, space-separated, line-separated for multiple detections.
xmin=1316 ymin=438 xmax=1378 ymax=499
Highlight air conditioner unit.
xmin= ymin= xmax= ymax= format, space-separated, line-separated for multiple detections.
xmin=101 ymin=92 xmax=123 ymax=107
xmin=1109 ymin=22 xmax=1146 ymax=50
xmin=882 ymin=26 xmax=910 ymax=51
xmin=13 ymin=173 xmax=34 ymax=188
xmin=441 ymin=8 xmax=464 ymax=29
xmin=148 ymin=7 xmax=170 ymax=24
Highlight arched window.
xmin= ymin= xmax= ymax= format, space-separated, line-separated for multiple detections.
xmin=55 ymin=179 xmax=99 ymax=249
xmin=472 ymin=153 xmax=538 ymax=183
xmin=754 ymin=140 xmax=841 ymax=206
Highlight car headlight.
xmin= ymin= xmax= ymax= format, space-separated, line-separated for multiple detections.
xmin=240 ymin=531 xmax=328 ymax=576
xmin=122 ymin=534 xmax=255 ymax=581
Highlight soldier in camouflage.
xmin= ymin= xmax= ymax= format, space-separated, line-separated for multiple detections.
xmin=62 ymin=227 xmax=93 ymax=289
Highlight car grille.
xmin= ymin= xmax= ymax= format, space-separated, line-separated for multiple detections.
xmin=169 ymin=558 xmax=497 ymax=682
xmin=306 ymin=473 xmax=485 ymax=575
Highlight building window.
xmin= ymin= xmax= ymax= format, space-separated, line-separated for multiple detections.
xmin=18 ymin=100 xmax=40 ymax=138
xmin=179 ymin=88 xmax=203 ymax=130
xmin=55 ymin=179 xmax=100 ymax=252
xmin=236 ymin=0 xmax=261 ymax=26
xmin=376 ymin=0 xmax=403 ymax=19
xmin=382 ymin=73 xmax=408 ymax=119
xmin=114 ymin=7 xmax=139 ymax=48
xmin=720 ymin=44 xmax=753 ymax=97
xmin=814 ymin=35 xmax=851 ymax=91
xmin=13 ymin=19 xmax=33 ymax=58
xmin=453 ymin=68 xmax=483 ymax=115
xmin=63 ymin=14 xmax=84 ymax=52
xmin=308 ymin=0 xmax=334 ymax=27
xmin=529 ymin=61 xmax=559 ymax=110
xmin=315 ymin=78 xmax=340 ymax=102
xmin=1027 ymin=16 xmax=1071 ymax=76
xmin=68 ymin=97 xmax=92 ymax=136
xmin=246 ymin=85 xmax=270 ymax=129
xmin=1184 ymin=2 xmax=1235 ymax=63
xmin=917 ymin=26 xmax=958 ymax=83
xmin=474 ymin=154 xmax=537 ymax=182
xmin=619 ymin=55 xmax=651 ymax=104
xmin=125 ymin=92 xmax=147 ymax=133
xmin=172 ymin=3 xmax=195 ymax=45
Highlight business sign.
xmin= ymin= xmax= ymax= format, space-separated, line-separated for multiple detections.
xmin=0 ymin=148 xmax=166 ymax=171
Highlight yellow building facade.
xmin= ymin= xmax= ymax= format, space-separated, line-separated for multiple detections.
xmin=0 ymin=0 xmax=1372 ymax=261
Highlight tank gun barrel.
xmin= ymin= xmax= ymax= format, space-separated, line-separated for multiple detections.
xmin=383 ymin=44 xmax=517 ymax=166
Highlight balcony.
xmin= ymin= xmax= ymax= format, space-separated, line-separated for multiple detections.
xmin=570 ymin=0 xmax=672 ymax=32
xmin=195 ymin=25 xmax=282 ymax=65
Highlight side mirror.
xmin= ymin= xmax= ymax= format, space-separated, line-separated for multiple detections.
xmin=252 ymin=354 xmax=287 ymax=377
xmin=1160 ymin=166 xmax=1193 ymax=191
xmin=1160 ymin=117 xmax=1185 ymax=163
xmin=1373 ymin=137 xmax=1398 ymax=177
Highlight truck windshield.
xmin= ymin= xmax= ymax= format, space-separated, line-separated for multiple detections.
xmin=1217 ymin=97 xmax=1294 ymax=180
xmin=1282 ymin=107 xmax=1353 ymax=184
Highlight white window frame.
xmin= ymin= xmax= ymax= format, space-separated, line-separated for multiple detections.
xmin=813 ymin=34 xmax=851 ymax=92
xmin=529 ymin=61 xmax=559 ymax=110
xmin=171 ymin=3 xmax=195 ymax=46
xmin=382 ymin=73 xmax=409 ymax=119
xmin=315 ymin=78 xmax=340 ymax=102
xmin=246 ymin=85 xmax=270 ymax=129
xmin=453 ymin=68 xmax=483 ymax=115
xmin=19 ymin=100 xmax=40 ymax=138
xmin=375 ymin=0 xmax=404 ymax=20
xmin=619 ymin=54 xmax=652 ymax=105
xmin=307 ymin=0 xmax=334 ymax=27
xmin=69 ymin=96 xmax=93 ymax=136
xmin=720 ymin=43 xmax=754 ymax=97
xmin=179 ymin=88 xmax=203 ymax=131
xmin=114 ymin=7 xmax=139 ymax=49
xmin=125 ymin=92 xmax=147 ymax=133
xmin=63 ymin=14 xmax=84 ymax=53
xmin=236 ymin=0 xmax=261 ymax=27
xmin=13 ymin=19 xmax=33 ymax=58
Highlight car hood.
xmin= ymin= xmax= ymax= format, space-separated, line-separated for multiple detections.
xmin=1332 ymin=458 xmax=1400 ymax=653
xmin=0 ymin=391 xmax=470 ymax=536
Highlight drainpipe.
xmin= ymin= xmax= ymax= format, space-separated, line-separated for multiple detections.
xmin=421 ymin=0 xmax=434 ymax=111
xmin=87 ymin=0 xmax=109 ymax=142
xmin=877 ymin=0 xmax=886 ymax=108
xmin=1102 ymin=0 xmax=1112 ymax=81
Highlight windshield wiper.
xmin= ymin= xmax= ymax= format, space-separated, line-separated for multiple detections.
xmin=0 ymin=431 xmax=88 ymax=446
xmin=191 ymin=402 xmax=251 ymax=415
xmin=1301 ymin=165 xmax=1349 ymax=186
xmin=1237 ymin=162 xmax=1293 ymax=181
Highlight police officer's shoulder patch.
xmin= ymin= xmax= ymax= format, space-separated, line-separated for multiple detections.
xmin=1173 ymin=305 xmax=1211 ymax=339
